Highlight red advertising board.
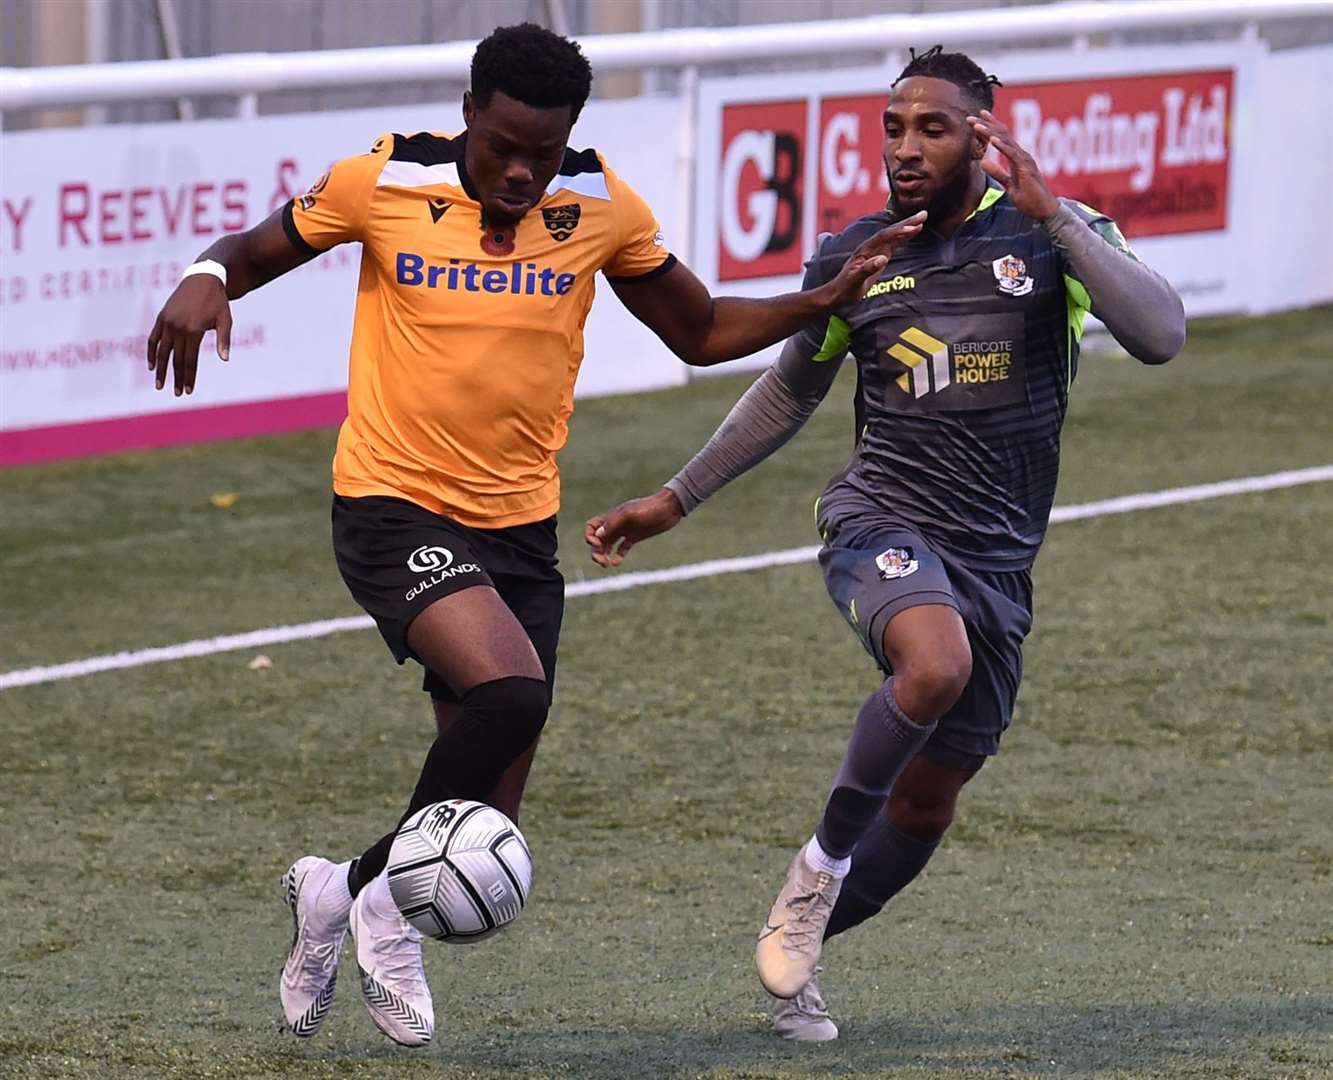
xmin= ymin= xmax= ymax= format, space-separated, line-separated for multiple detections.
xmin=816 ymin=94 xmax=892 ymax=238
xmin=716 ymin=100 xmax=806 ymax=281
xmin=714 ymin=66 xmax=1233 ymax=281
xmin=993 ymin=69 xmax=1232 ymax=238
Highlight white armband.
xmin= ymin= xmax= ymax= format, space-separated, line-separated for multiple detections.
xmin=181 ymin=260 xmax=227 ymax=287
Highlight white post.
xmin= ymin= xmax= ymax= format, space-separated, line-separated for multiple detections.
xmin=543 ymin=0 xmax=572 ymax=37
xmin=676 ymin=63 xmax=698 ymax=380
xmin=84 ymin=0 xmax=111 ymax=126
xmin=153 ymin=0 xmax=195 ymax=120
xmin=236 ymin=92 xmax=258 ymax=118
xmin=641 ymin=0 xmax=664 ymax=95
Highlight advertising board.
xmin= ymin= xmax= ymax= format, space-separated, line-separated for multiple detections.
xmin=0 ymin=96 xmax=685 ymax=464
xmin=695 ymin=42 xmax=1263 ymax=338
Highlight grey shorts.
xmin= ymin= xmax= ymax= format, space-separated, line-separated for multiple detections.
xmin=819 ymin=521 xmax=1033 ymax=766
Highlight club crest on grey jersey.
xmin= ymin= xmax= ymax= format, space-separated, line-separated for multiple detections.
xmin=992 ymin=253 xmax=1035 ymax=296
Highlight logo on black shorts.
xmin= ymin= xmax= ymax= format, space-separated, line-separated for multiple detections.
xmin=408 ymin=546 xmax=454 ymax=573
xmin=404 ymin=545 xmax=484 ymax=602
xmin=875 ymin=546 xmax=918 ymax=580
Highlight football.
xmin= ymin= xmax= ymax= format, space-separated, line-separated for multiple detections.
xmin=386 ymin=799 xmax=532 ymax=943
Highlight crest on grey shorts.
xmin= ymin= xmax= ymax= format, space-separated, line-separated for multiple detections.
xmin=875 ymin=546 xmax=918 ymax=580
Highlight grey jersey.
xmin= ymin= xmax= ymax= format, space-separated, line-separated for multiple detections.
xmin=801 ymin=185 xmax=1133 ymax=571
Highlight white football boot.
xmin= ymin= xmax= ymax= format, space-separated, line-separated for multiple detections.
xmin=349 ymin=873 xmax=435 ymax=1046
xmin=769 ymin=966 xmax=839 ymax=1041
xmin=756 ymin=843 xmax=843 ymax=999
xmin=280 ymin=856 xmax=352 ymax=1037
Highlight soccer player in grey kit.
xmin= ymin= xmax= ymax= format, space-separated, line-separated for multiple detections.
xmin=586 ymin=47 xmax=1186 ymax=1040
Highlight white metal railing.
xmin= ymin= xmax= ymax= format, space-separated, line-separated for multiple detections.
xmin=1 ymin=0 xmax=1330 ymax=114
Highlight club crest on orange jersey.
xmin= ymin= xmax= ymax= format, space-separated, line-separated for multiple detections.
xmin=541 ymin=204 xmax=581 ymax=242
xmin=992 ymin=254 xmax=1034 ymax=297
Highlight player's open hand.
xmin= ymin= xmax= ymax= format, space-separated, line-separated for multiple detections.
xmin=147 ymin=275 xmax=233 ymax=396
xmin=586 ymin=488 xmax=685 ymax=568
xmin=820 ymin=211 xmax=927 ymax=308
xmin=969 ymin=110 xmax=1060 ymax=222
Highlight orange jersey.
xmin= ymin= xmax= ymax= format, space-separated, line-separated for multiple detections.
xmin=284 ymin=131 xmax=674 ymax=527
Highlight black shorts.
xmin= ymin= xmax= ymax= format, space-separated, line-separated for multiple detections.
xmin=331 ymin=495 xmax=564 ymax=703
xmin=819 ymin=520 xmax=1033 ymax=767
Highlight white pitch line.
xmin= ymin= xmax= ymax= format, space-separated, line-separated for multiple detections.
xmin=3 ymin=464 xmax=1330 ymax=692
xmin=1045 ymin=465 xmax=1333 ymax=523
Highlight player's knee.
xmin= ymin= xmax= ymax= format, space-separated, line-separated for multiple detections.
xmin=888 ymin=786 xmax=958 ymax=842
xmin=461 ymin=675 xmax=550 ymax=746
xmin=897 ymin=649 xmax=971 ymax=719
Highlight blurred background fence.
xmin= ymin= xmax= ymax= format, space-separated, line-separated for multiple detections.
xmin=2 ymin=0 xmax=1331 ymax=466
xmin=5 ymin=0 xmax=1333 ymax=127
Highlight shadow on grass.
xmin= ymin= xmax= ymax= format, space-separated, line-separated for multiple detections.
xmin=2 ymin=997 xmax=1329 ymax=1079
xmin=265 ymin=997 xmax=1333 ymax=1078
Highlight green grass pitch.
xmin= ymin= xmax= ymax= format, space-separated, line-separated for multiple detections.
xmin=1 ymin=306 xmax=1330 ymax=1078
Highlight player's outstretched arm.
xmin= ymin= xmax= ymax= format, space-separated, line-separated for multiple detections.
xmin=586 ymin=332 xmax=843 ymax=568
xmin=584 ymin=489 xmax=685 ymax=568
xmin=968 ymin=110 xmax=1185 ymax=364
xmin=147 ymin=208 xmax=314 ymax=396
xmin=608 ymin=212 xmax=924 ymax=367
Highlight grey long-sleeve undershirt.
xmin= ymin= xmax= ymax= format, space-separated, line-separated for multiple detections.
xmin=1044 ymin=203 xmax=1186 ymax=364
xmin=664 ymin=206 xmax=1186 ymax=516
xmin=664 ymin=344 xmax=839 ymax=515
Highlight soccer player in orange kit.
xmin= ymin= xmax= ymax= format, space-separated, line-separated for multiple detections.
xmin=146 ymin=23 xmax=923 ymax=1047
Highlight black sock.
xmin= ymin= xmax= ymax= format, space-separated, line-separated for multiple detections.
xmin=350 ymin=675 xmax=548 ymax=890
xmin=815 ymin=677 xmax=936 ymax=858
xmin=824 ymin=819 xmax=939 ymax=939
xmin=346 ymin=857 xmax=367 ymax=898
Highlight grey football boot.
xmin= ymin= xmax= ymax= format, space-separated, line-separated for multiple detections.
xmin=756 ymin=843 xmax=843 ymax=998
xmin=770 ymin=966 xmax=838 ymax=1041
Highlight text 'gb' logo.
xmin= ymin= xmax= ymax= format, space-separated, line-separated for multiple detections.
xmin=718 ymin=101 xmax=805 ymax=281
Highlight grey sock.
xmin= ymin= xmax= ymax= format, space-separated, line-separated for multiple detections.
xmin=824 ymin=820 xmax=939 ymax=939
xmin=814 ymin=678 xmax=936 ymax=859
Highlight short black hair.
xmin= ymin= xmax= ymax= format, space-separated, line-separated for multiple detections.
xmin=892 ymin=45 xmax=1002 ymax=113
xmin=471 ymin=23 xmax=594 ymax=122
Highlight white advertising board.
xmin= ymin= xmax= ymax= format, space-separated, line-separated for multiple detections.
xmin=4 ymin=40 xmax=1330 ymax=466
xmin=0 ymin=95 xmax=685 ymax=464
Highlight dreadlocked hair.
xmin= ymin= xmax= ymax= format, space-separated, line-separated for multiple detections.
xmin=471 ymin=23 xmax=593 ymax=122
xmin=893 ymin=45 xmax=1002 ymax=112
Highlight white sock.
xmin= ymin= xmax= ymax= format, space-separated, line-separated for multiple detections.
xmin=364 ymin=869 xmax=399 ymax=920
xmin=804 ymin=834 xmax=852 ymax=878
